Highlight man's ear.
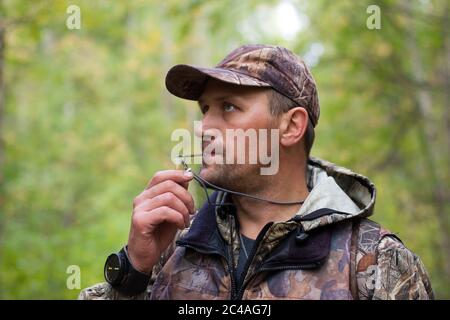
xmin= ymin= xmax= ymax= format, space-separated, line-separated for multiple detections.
xmin=279 ymin=107 xmax=309 ymax=147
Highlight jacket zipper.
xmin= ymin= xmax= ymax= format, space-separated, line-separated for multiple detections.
xmin=177 ymin=242 xmax=238 ymax=297
xmin=233 ymin=222 xmax=273 ymax=300
xmin=228 ymin=246 xmax=237 ymax=299
xmin=228 ymin=215 xmax=238 ymax=300
xmin=176 ymin=215 xmax=241 ymax=300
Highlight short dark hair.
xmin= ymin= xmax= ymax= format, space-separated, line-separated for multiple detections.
xmin=268 ymin=89 xmax=315 ymax=158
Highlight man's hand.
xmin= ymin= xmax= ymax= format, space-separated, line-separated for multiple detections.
xmin=127 ymin=170 xmax=195 ymax=274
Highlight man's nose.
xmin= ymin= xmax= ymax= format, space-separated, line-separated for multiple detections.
xmin=195 ymin=113 xmax=222 ymax=140
xmin=195 ymin=124 xmax=219 ymax=143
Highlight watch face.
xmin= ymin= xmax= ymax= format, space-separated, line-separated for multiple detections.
xmin=104 ymin=254 xmax=122 ymax=285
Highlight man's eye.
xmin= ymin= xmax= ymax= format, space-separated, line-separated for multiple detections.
xmin=223 ymin=103 xmax=237 ymax=112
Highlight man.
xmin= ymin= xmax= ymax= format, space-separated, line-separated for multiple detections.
xmin=79 ymin=44 xmax=434 ymax=300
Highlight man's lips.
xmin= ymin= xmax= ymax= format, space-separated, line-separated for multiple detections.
xmin=203 ymin=150 xmax=222 ymax=157
xmin=202 ymin=142 xmax=223 ymax=157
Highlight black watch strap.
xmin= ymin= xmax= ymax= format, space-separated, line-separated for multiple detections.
xmin=105 ymin=246 xmax=151 ymax=296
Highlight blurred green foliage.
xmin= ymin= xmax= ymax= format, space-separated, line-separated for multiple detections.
xmin=0 ymin=0 xmax=448 ymax=299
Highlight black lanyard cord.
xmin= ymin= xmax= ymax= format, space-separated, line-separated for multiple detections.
xmin=178 ymin=156 xmax=305 ymax=206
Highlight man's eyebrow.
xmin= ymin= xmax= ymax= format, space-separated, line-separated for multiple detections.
xmin=198 ymin=95 xmax=238 ymax=106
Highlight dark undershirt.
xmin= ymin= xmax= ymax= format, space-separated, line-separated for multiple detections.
xmin=236 ymin=234 xmax=256 ymax=286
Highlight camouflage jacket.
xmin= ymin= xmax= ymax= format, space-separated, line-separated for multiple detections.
xmin=79 ymin=157 xmax=434 ymax=300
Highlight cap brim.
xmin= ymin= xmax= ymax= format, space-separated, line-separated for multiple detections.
xmin=165 ymin=64 xmax=271 ymax=101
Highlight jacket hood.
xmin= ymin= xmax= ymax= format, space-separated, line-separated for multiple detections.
xmin=297 ymin=156 xmax=376 ymax=231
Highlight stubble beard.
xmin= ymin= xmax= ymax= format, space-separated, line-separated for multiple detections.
xmin=199 ymin=158 xmax=262 ymax=194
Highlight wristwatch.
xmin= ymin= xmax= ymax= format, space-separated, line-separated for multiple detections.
xmin=104 ymin=246 xmax=151 ymax=296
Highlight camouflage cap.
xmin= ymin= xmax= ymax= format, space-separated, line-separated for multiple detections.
xmin=165 ymin=44 xmax=320 ymax=127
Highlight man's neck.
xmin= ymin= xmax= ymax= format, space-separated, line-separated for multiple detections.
xmin=232 ymin=160 xmax=309 ymax=240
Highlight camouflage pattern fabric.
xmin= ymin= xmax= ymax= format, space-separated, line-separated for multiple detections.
xmin=79 ymin=157 xmax=434 ymax=300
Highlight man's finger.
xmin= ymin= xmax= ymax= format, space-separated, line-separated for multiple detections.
xmin=135 ymin=180 xmax=195 ymax=214
xmin=135 ymin=192 xmax=190 ymax=227
xmin=146 ymin=170 xmax=193 ymax=190
xmin=143 ymin=206 xmax=187 ymax=231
